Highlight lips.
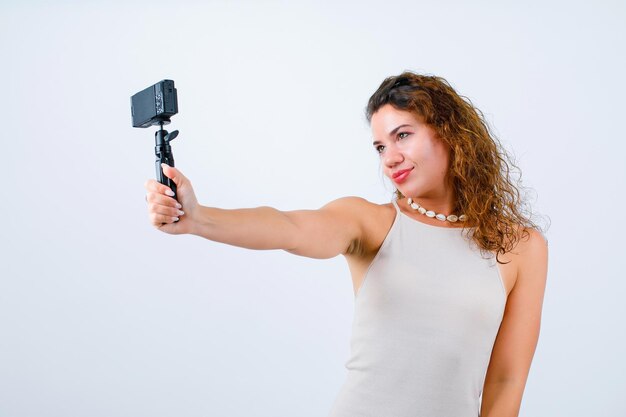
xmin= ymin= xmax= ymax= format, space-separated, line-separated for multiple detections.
xmin=392 ymin=168 xmax=413 ymax=179
xmin=392 ymin=167 xmax=413 ymax=183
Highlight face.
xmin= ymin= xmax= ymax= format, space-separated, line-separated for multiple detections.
xmin=371 ymin=104 xmax=454 ymax=205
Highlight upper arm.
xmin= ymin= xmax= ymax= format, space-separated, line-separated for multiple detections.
xmin=282 ymin=196 xmax=368 ymax=259
xmin=483 ymin=228 xmax=549 ymax=386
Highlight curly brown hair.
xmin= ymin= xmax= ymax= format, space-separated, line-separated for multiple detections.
xmin=366 ymin=71 xmax=548 ymax=264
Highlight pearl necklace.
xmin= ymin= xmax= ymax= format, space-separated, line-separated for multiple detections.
xmin=406 ymin=198 xmax=468 ymax=223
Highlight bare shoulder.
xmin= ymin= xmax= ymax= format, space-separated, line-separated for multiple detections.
xmin=321 ymin=195 xmax=377 ymax=210
xmin=328 ymin=195 xmax=388 ymax=206
xmin=326 ymin=196 xmax=395 ymax=257
xmin=511 ymin=227 xmax=549 ymax=288
xmin=515 ymin=228 xmax=549 ymax=260
xmin=318 ymin=196 xmax=383 ymax=227
xmin=319 ymin=195 xmax=389 ymax=216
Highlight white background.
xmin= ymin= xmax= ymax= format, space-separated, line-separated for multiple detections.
xmin=1 ymin=1 xmax=625 ymax=416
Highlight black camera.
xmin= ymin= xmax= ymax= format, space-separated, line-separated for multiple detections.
xmin=131 ymin=79 xmax=181 ymax=219
xmin=131 ymin=79 xmax=178 ymax=128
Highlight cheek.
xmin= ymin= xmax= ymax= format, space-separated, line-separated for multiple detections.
xmin=423 ymin=146 xmax=451 ymax=176
xmin=438 ymin=156 xmax=451 ymax=176
xmin=413 ymin=143 xmax=445 ymax=167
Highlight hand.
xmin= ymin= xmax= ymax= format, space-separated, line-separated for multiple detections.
xmin=144 ymin=163 xmax=200 ymax=235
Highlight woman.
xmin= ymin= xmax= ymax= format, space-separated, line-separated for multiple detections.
xmin=144 ymin=71 xmax=549 ymax=417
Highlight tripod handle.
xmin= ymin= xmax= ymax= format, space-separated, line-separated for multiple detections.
xmin=154 ymin=128 xmax=179 ymax=223
xmin=156 ymin=157 xmax=177 ymax=198
xmin=156 ymin=155 xmax=178 ymax=224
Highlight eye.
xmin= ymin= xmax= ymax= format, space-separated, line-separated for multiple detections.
xmin=374 ymin=132 xmax=410 ymax=155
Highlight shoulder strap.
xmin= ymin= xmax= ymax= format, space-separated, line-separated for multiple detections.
xmin=391 ymin=198 xmax=401 ymax=213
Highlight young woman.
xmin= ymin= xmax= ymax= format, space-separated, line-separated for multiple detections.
xmin=144 ymin=71 xmax=549 ymax=417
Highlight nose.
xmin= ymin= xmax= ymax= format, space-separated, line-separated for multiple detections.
xmin=384 ymin=145 xmax=404 ymax=167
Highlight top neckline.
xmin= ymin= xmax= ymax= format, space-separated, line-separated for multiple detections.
xmin=392 ymin=199 xmax=475 ymax=231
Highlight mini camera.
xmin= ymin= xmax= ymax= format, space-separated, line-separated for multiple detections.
xmin=131 ymin=79 xmax=178 ymax=128
xmin=131 ymin=79 xmax=181 ymax=219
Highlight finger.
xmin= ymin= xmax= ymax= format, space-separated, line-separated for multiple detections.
xmin=160 ymin=164 xmax=187 ymax=187
xmin=145 ymin=178 xmax=176 ymax=198
xmin=149 ymin=201 xmax=184 ymax=218
xmin=146 ymin=192 xmax=181 ymax=208
xmin=150 ymin=212 xmax=180 ymax=226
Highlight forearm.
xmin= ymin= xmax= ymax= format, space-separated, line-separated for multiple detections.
xmin=480 ymin=381 xmax=525 ymax=417
xmin=189 ymin=204 xmax=297 ymax=251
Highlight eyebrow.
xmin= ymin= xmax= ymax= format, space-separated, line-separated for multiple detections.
xmin=372 ymin=124 xmax=412 ymax=146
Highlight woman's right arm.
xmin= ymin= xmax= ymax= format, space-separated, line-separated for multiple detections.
xmin=145 ymin=164 xmax=367 ymax=259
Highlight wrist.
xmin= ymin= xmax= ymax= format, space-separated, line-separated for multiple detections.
xmin=187 ymin=204 xmax=211 ymax=237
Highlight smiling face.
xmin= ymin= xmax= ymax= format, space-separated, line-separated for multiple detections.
xmin=371 ymin=103 xmax=456 ymax=212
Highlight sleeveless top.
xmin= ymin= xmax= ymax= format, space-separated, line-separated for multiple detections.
xmin=327 ymin=198 xmax=506 ymax=417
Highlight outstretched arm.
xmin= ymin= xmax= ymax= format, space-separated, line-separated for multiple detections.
xmin=145 ymin=164 xmax=366 ymax=259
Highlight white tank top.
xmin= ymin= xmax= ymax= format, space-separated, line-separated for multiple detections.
xmin=328 ymin=198 xmax=506 ymax=417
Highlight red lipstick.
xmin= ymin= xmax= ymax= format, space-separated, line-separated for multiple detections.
xmin=392 ymin=168 xmax=413 ymax=183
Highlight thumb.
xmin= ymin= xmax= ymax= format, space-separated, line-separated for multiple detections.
xmin=161 ymin=163 xmax=186 ymax=186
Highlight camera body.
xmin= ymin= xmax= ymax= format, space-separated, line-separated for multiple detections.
xmin=131 ymin=79 xmax=178 ymax=128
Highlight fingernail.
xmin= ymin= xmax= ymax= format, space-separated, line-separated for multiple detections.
xmin=177 ymin=210 xmax=185 ymax=216
xmin=172 ymin=217 xmax=179 ymax=222
xmin=165 ymin=189 xmax=175 ymax=196
xmin=175 ymin=203 xmax=182 ymax=209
